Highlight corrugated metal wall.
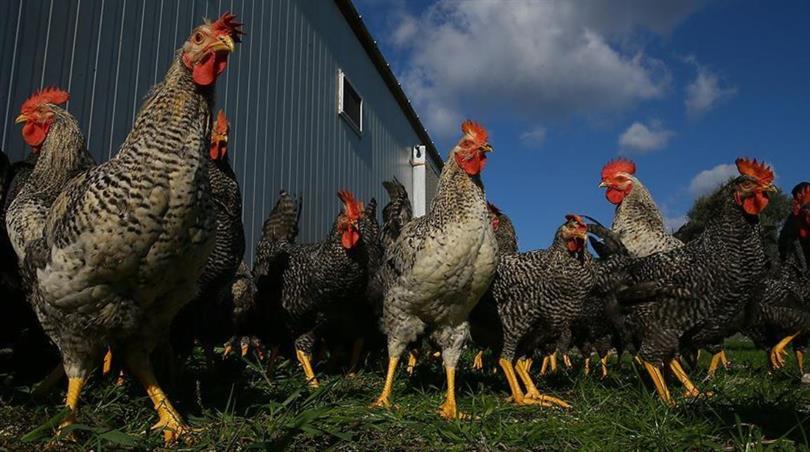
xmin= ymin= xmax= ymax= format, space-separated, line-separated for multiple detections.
xmin=0 ymin=0 xmax=442 ymax=263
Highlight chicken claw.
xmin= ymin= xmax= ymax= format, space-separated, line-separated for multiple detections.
xmin=371 ymin=357 xmax=400 ymax=409
xmin=472 ymin=350 xmax=484 ymax=371
xmin=770 ymin=332 xmax=799 ymax=370
xmin=406 ymin=350 xmax=418 ymax=377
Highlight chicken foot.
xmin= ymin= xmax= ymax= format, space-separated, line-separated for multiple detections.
xmin=770 ymin=332 xmax=799 ymax=369
xmin=498 ymin=358 xmax=570 ymax=408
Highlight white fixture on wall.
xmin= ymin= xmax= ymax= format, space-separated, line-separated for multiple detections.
xmin=411 ymin=145 xmax=426 ymax=218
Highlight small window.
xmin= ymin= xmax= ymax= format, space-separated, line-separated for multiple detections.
xmin=338 ymin=69 xmax=362 ymax=134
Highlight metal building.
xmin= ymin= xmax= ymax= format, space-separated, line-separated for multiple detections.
xmin=0 ymin=0 xmax=443 ymax=263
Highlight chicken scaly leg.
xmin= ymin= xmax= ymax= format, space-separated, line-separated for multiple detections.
xmin=498 ymin=358 xmax=570 ymax=408
xmin=796 ymin=349 xmax=805 ymax=374
xmin=472 ymin=350 xmax=484 ymax=371
xmin=406 ymin=350 xmax=418 ymax=377
xmin=295 ymin=349 xmax=320 ymax=387
xmin=668 ymin=359 xmax=707 ymax=398
xmin=371 ymin=357 xmax=400 ymax=408
xmin=641 ymin=359 xmax=673 ymax=406
xmin=438 ymin=366 xmax=468 ymax=419
xmin=57 ymin=376 xmax=86 ymax=436
xmin=770 ymin=332 xmax=799 ymax=369
xmin=515 ymin=358 xmax=542 ymax=399
xmin=103 ymin=348 xmax=113 ymax=376
xmin=600 ymin=355 xmax=609 ymax=380
xmin=127 ymin=357 xmax=188 ymax=444
xmin=562 ymin=353 xmax=572 ymax=369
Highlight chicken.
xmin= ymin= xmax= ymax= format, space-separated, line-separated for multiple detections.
xmin=224 ymin=260 xmax=260 ymax=358
xmin=6 ymin=88 xmax=96 ymax=261
xmin=602 ymin=158 xmax=775 ymax=405
xmin=370 ymin=120 xmax=496 ymax=419
xmin=469 ymin=215 xmax=592 ymax=408
xmin=1 ymin=153 xmax=36 ymax=217
xmin=744 ymin=183 xmax=810 ymax=372
xmin=171 ymin=109 xmax=245 ymax=363
xmin=21 ymin=13 xmax=243 ymax=443
xmin=381 ymin=178 xmax=413 ymax=251
xmin=252 ymin=190 xmax=375 ymax=386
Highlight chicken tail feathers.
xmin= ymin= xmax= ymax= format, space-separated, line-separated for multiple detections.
xmin=261 ymin=190 xmax=301 ymax=243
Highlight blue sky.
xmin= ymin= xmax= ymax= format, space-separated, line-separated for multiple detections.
xmin=355 ymin=0 xmax=810 ymax=250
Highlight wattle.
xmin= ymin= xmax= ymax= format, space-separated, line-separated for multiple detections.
xmin=342 ymin=229 xmax=360 ymax=249
xmin=606 ymin=188 xmax=626 ymax=205
xmin=22 ymin=122 xmax=47 ymax=150
xmin=193 ymin=51 xmax=229 ymax=86
xmin=742 ymin=192 xmax=769 ymax=215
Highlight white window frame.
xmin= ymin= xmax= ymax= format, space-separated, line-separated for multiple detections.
xmin=337 ymin=69 xmax=363 ymax=135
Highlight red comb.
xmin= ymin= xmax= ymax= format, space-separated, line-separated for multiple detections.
xmin=795 ymin=185 xmax=810 ymax=207
xmin=735 ymin=158 xmax=774 ymax=185
xmin=461 ymin=120 xmax=488 ymax=144
xmin=486 ymin=202 xmax=502 ymax=216
xmin=211 ymin=12 xmax=245 ymax=42
xmin=21 ymin=87 xmax=69 ymax=114
xmin=214 ymin=109 xmax=229 ymax=134
xmin=565 ymin=214 xmax=585 ymax=226
xmin=337 ymin=190 xmax=363 ymax=220
xmin=601 ymin=159 xmax=636 ymax=181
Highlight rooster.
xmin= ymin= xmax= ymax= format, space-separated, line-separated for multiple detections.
xmin=21 ymin=13 xmax=243 ymax=443
xmin=370 ymin=120 xmax=496 ymax=419
xmin=601 ymin=158 xmax=775 ymax=405
xmin=252 ymin=190 xmax=374 ymax=386
xmin=469 ymin=214 xmax=591 ymax=408
xmin=171 ymin=109 xmax=245 ymax=364
xmin=6 ymin=88 xmax=95 ymax=261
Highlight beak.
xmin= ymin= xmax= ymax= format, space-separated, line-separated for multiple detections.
xmin=598 ymin=181 xmax=607 ymax=188
xmin=481 ymin=143 xmax=493 ymax=153
xmin=764 ymin=184 xmax=778 ymax=193
xmin=210 ymin=35 xmax=236 ymax=53
xmin=14 ymin=114 xmax=27 ymax=124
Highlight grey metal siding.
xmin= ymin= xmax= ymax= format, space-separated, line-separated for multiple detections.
xmin=0 ymin=0 xmax=439 ymax=263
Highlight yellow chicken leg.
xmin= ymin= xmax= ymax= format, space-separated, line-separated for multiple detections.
xmin=437 ymin=366 xmax=468 ymax=419
xmin=770 ymin=332 xmax=799 ymax=369
xmin=295 ymin=349 xmax=319 ymax=387
xmin=562 ymin=353 xmax=572 ymax=369
xmin=641 ymin=360 xmax=673 ymax=406
xmin=515 ymin=358 xmax=542 ymax=399
xmin=583 ymin=356 xmax=591 ymax=375
xmin=371 ymin=357 xmax=399 ymax=409
xmin=708 ymin=352 xmax=722 ymax=378
xmin=127 ymin=361 xmax=188 ymax=444
xmin=103 ymin=348 xmax=113 ymax=376
xmin=550 ymin=352 xmax=558 ymax=374
xmin=498 ymin=358 xmax=570 ymax=408
xmin=669 ymin=359 xmax=705 ymax=398
xmin=57 ymin=376 xmax=86 ymax=436
xmin=472 ymin=350 xmax=484 ymax=371
xmin=540 ymin=355 xmax=550 ymax=376
xmin=405 ymin=350 xmax=418 ymax=377
xmin=796 ymin=349 xmax=805 ymax=374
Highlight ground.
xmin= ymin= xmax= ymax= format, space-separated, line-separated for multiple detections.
xmin=2 ymin=339 xmax=810 ymax=451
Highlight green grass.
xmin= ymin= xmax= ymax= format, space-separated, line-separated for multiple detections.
xmin=2 ymin=339 xmax=810 ymax=451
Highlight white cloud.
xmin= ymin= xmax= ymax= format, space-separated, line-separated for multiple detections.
xmin=685 ymin=58 xmax=737 ymax=117
xmin=688 ymin=163 xmax=738 ymax=197
xmin=618 ymin=120 xmax=674 ymax=153
xmin=388 ymin=1 xmax=702 ymax=139
xmin=664 ymin=215 xmax=688 ymax=232
xmin=519 ymin=126 xmax=547 ymax=148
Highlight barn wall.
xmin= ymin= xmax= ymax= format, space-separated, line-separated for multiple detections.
xmin=0 ymin=0 xmax=440 ymax=263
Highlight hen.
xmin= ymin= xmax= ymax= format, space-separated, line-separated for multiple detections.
xmin=602 ymin=158 xmax=775 ymax=405
xmin=21 ymin=13 xmax=243 ymax=442
xmin=469 ymin=214 xmax=591 ymax=408
xmin=252 ymin=190 xmax=374 ymax=386
xmin=171 ymin=109 xmax=245 ymax=363
xmin=381 ymin=178 xmax=413 ymax=251
xmin=371 ymin=120 xmax=496 ymax=419
xmin=6 ymin=88 xmax=96 ymax=261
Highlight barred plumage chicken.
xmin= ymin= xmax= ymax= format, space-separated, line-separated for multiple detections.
xmin=252 ymin=190 xmax=374 ymax=386
xmin=21 ymin=13 xmax=243 ymax=443
xmin=603 ymin=158 xmax=775 ymax=405
xmin=381 ymin=178 xmax=413 ymax=251
xmin=487 ymin=202 xmax=518 ymax=254
xmin=469 ymin=215 xmax=591 ymax=408
xmin=371 ymin=120 xmax=496 ymax=419
xmin=171 ymin=109 xmax=245 ymax=362
xmin=6 ymin=89 xmax=96 ymax=261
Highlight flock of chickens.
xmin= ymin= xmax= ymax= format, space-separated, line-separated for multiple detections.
xmin=0 ymin=11 xmax=809 ymax=445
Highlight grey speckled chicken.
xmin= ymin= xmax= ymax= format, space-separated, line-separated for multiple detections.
xmin=5 ymin=89 xmax=96 ymax=262
xmin=252 ymin=190 xmax=374 ymax=387
xmin=744 ymin=183 xmax=810 ymax=372
xmin=604 ymin=158 xmax=775 ymax=405
xmin=381 ymin=178 xmax=413 ymax=251
xmin=21 ymin=13 xmax=243 ymax=444
xmin=1 ymin=154 xmax=37 ymax=221
xmin=171 ymin=109 xmax=245 ymax=362
xmin=470 ymin=215 xmax=590 ymax=408
xmin=487 ymin=202 xmax=518 ymax=254
xmin=371 ymin=120 xmax=497 ymax=420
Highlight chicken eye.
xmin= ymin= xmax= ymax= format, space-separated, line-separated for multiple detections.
xmin=193 ymin=32 xmax=205 ymax=44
